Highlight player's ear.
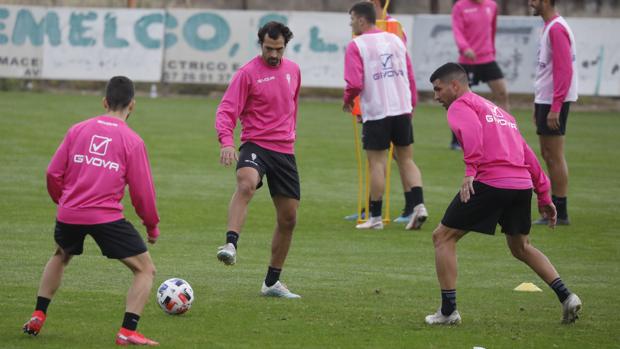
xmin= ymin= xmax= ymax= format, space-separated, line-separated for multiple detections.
xmin=102 ymin=97 xmax=109 ymax=110
xmin=128 ymin=99 xmax=136 ymax=112
xmin=450 ymin=79 xmax=459 ymax=92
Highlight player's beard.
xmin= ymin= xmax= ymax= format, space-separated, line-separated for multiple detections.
xmin=267 ymin=57 xmax=280 ymax=66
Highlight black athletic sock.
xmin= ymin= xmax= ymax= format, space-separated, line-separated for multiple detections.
xmin=35 ymin=296 xmax=51 ymax=314
xmin=226 ymin=231 xmax=239 ymax=249
xmin=441 ymin=289 xmax=457 ymax=316
xmin=265 ymin=266 xmax=282 ymax=287
xmin=403 ymin=191 xmax=415 ymax=216
xmin=549 ymin=277 xmax=571 ymax=303
xmin=552 ymin=196 xmax=568 ymax=220
xmin=121 ymin=312 xmax=140 ymax=331
xmin=410 ymin=187 xmax=424 ymax=208
xmin=369 ymin=200 xmax=383 ymax=218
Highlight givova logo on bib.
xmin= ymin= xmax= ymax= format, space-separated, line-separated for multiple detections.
xmin=373 ymin=53 xmax=404 ymax=81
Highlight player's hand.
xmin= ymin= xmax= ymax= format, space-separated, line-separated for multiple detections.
xmin=539 ymin=203 xmax=557 ymax=228
xmin=147 ymin=236 xmax=158 ymax=244
xmin=464 ymin=49 xmax=476 ymax=61
xmin=460 ymin=176 xmax=475 ymax=203
xmin=220 ymin=146 xmax=238 ymax=167
xmin=342 ymin=101 xmax=354 ymax=113
xmin=546 ymin=111 xmax=560 ymax=130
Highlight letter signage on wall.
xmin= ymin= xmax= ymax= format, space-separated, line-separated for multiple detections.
xmin=0 ymin=5 xmax=618 ymax=95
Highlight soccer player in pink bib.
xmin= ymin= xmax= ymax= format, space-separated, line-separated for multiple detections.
xmin=425 ymin=63 xmax=581 ymax=325
xmin=215 ymin=22 xmax=302 ymax=299
xmin=530 ymin=0 xmax=578 ymax=226
xmin=343 ymin=2 xmax=428 ymax=231
xmin=22 ymin=76 xmax=160 ymax=345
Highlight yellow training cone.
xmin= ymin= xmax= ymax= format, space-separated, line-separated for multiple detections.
xmin=514 ymin=282 xmax=543 ymax=292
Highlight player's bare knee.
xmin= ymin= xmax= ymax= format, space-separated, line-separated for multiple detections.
xmin=236 ymin=180 xmax=256 ymax=198
xmin=54 ymin=247 xmax=72 ymax=265
xmin=541 ymin=148 xmax=554 ymax=164
xmin=508 ymin=241 xmax=528 ymax=261
xmin=431 ymin=228 xmax=448 ymax=248
xmin=278 ymin=213 xmax=297 ymax=232
xmin=138 ymin=262 xmax=156 ymax=279
xmin=495 ymin=89 xmax=508 ymax=102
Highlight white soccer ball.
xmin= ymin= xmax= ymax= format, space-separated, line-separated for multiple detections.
xmin=156 ymin=278 xmax=194 ymax=315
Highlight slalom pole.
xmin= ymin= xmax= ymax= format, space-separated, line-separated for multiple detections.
xmin=384 ymin=143 xmax=393 ymax=223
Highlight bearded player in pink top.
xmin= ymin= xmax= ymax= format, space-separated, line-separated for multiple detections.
xmin=22 ymin=76 xmax=160 ymax=345
xmin=450 ymin=0 xmax=509 ymax=150
xmin=425 ymin=63 xmax=581 ymax=325
xmin=215 ymin=22 xmax=302 ymax=299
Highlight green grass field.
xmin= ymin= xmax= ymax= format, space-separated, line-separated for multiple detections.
xmin=1 ymin=91 xmax=619 ymax=348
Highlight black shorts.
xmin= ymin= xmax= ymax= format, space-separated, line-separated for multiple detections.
xmin=54 ymin=219 xmax=147 ymax=259
xmin=461 ymin=61 xmax=504 ymax=86
xmin=441 ymin=181 xmax=532 ymax=235
xmin=362 ymin=114 xmax=414 ymax=150
xmin=236 ymin=142 xmax=301 ymax=200
xmin=535 ymin=102 xmax=571 ymax=136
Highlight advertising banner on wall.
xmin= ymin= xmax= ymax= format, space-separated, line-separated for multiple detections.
xmin=411 ymin=15 xmax=620 ymax=96
xmin=0 ymin=5 xmax=164 ymax=81
xmin=161 ymin=9 xmax=413 ymax=88
xmin=41 ymin=7 xmax=165 ymax=81
xmin=0 ymin=5 xmax=618 ymax=95
xmin=0 ymin=5 xmax=45 ymax=79
xmin=569 ymin=18 xmax=620 ymax=96
xmin=412 ymin=15 xmax=540 ymax=95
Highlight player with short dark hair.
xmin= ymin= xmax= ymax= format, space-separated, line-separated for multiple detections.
xmin=22 ymin=76 xmax=161 ymax=345
xmin=215 ymin=21 xmax=302 ymax=299
xmin=343 ymin=2 xmax=428 ymax=231
xmin=450 ymin=0 xmax=509 ymax=150
xmin=530 ymin=0 xmax=577 ymax=226
xmin=425 ymin=62 xmax=581 ymax=325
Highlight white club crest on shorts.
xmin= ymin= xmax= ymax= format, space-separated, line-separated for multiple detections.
xmin=89 ymin=135 xmax=112 ymax=156
xmin=251 ymin=153 xmax=257 ymax=161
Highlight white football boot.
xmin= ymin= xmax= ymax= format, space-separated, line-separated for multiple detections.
xmin=260 ymin=281 xmax=301 ymax=299
xmin=561 ymin=293 xmax=582 ymax=324
xmin=216 ymin=243 xmax=237 ymax=265
xmin=406 ymin=204 xmax=428 ymax=230
xmin=355 ymin=216 xmax=383 ymax=230
xmin=425 ymin=309 xmax=461 ymax=325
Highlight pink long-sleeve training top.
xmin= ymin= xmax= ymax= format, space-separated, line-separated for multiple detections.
xmin=215 ymin=56 xmax=301 ymax=154
xmin=451 ymin=0 xmax=498 ymax=65
xmin=47 ymin=115 xmax=160 ymax=238
xmin=448 ymin=92 xmax=551 ymax=206
xmin=343 ymin=28 xmax=417 ymax=109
